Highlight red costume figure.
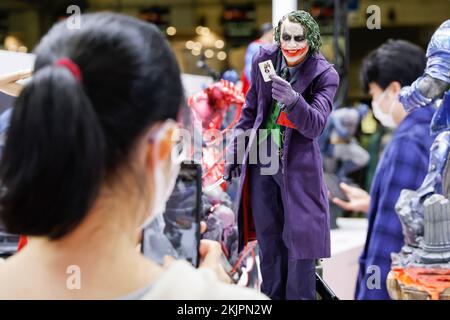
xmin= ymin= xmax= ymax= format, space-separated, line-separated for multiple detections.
xmin=188 ymin=80 xmax=244 ymax=187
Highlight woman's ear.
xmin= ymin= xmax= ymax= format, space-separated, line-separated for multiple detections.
xmin=146 ymin=125 xmax=175 ymax=171
xmin=158 ymin=126 xmax=175 ymax=163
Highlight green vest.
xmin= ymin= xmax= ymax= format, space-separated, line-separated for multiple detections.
xmin=258 ymin=67 xmax=290 ymax=147
xmin=259 ymin=101 xmax=282 ymax=147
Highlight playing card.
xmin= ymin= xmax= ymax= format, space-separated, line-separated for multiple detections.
xmin=258 ymin=60 xmax=276 ymax=82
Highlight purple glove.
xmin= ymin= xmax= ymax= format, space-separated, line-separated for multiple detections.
xmin=270 ymin=74 xmax=300 ymax=108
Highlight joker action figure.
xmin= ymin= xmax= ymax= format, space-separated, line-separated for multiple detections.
xmin=225 ymin=10 xmax=339 ymax=299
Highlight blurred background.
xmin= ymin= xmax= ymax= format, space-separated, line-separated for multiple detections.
xmin=0 ymin=0 xmax=448 ymax=102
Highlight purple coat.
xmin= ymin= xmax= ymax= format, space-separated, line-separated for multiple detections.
xmin=234 ymin=44 xmax=339 ymax=259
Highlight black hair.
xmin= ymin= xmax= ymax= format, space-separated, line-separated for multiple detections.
xmin=0 ymin=13 xmax=182 ymax=239
xmin=360 ymin=39 xmax=426 ymax=93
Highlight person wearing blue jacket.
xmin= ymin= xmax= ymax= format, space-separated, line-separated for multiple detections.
xmin=331 ymin=40 xmax=434 ymax=299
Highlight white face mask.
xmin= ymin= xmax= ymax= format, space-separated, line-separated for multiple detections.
xmin=141 ymin=121 xmax=186 ymax=229
xmin=371 ymin=89 xmax=398 ymax=129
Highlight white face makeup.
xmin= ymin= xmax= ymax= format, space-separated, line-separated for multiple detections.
xmin=280 ymin=20 xmax=309 ymax=66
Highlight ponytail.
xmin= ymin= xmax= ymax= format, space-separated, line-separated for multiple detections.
xmin=0 ymin=64 xmax=105 ymax=239
xmin=0 ymin=12 xmax=182 ymax=239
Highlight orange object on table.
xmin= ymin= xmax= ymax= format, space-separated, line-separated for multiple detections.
xmin=392 ymin=266 xmax=450 ymax=300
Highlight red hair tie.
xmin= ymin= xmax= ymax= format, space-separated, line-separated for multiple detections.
xmin=55 ymin=58 xmax=82 ymax=83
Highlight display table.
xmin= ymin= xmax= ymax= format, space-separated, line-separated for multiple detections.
xmin=321 ymin=217 xmax=368 ymax=300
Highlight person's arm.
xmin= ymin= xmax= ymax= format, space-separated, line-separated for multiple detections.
xmin=284 ymin=68 xmax=339 ymax=139
xmin=331 ymin=183 xmax=371 ymax=214
xmin=0 ymin=70 xmax=32 ymax=97
xmin=333 ymin=135 xmax=430 ymax=214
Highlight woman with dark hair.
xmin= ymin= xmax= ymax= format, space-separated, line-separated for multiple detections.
xmin=0 ymin=13 xmax=266 ymax=299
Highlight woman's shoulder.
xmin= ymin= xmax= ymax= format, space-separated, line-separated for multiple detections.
xmin=140 ymin=260 xmax=268 ymax=300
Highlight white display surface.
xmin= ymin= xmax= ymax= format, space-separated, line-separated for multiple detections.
xmin=0 ymin=50 xmax=35 ymax=74
xmin=272 ymin=0 xmax=297 ymax=27
xmin=181 ymin=73 xmax=213 ymax=99
xmin=322 ymin=217 xmax=368 ymax=300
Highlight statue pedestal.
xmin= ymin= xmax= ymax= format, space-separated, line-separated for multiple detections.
xmin=387 ymin=271 xmax=450 ymax=300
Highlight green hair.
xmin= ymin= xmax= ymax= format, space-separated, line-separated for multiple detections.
xmin=274 ymin=10 xmax=322 ymax=53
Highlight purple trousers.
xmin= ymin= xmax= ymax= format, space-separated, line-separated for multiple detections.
xmin=249 ymin=142 xmax=316 ymax=300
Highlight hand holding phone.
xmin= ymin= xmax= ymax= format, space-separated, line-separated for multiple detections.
xmin=198 ymin=239 xmax=236 ymax=284
xmin=141 ymin=162 xmax=240 ymax=283
xmin=327 ymin=177 xmax=371 ymax=214
xmin=324 ymin=173 xmax=349 ymax=202
xmin=141 ymin=162 xmax=202 ymax=267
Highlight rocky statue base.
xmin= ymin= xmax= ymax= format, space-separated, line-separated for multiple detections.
xmin=388 ymin=194 xmax=450 ymax=300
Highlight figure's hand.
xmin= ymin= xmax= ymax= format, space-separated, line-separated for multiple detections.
xmin=223 ymin=163 xmax=242 ymax=181
xmin=331 ymin=183 xmax=371 ymax=213
xmin=270 ymin=74 xmax=299 ymax=107
xmin=198 ymin=239 xmax=232 ymax=283
xmin=0 ymin=70 xmax=32 ymax=97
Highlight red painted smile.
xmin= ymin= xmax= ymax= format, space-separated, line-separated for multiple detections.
xmin=281 ymin=46 xmax=308 ymax=57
